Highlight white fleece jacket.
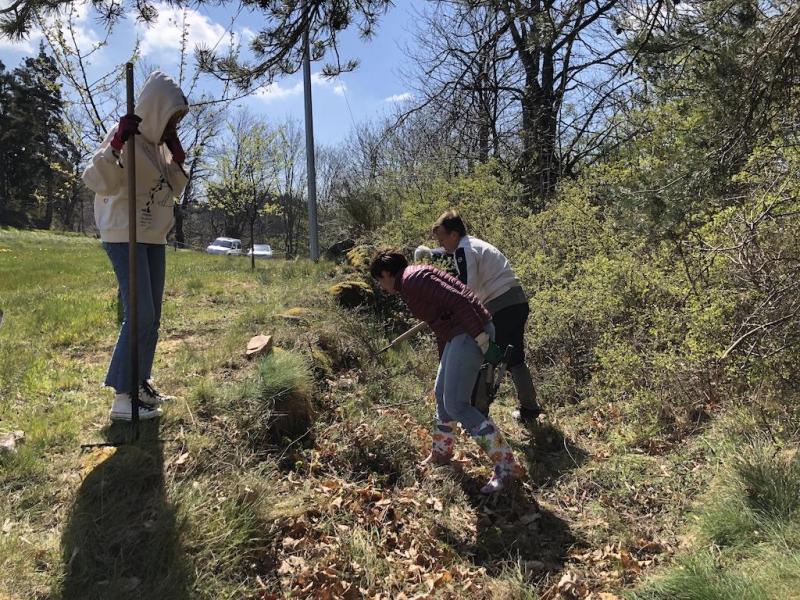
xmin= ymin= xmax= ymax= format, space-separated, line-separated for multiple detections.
xmin=83 ymin=71 xmax=189 ymax=244
xmin=434 ymin=235 xmax=523 ymax=305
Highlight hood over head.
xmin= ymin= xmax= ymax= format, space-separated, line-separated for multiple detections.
xmin=135 ymin=71 xmax=188 ymax=144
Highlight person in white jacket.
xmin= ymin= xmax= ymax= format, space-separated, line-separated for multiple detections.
xmin=432 ymin=210 xmax=543 ymax=424
xmin=83 ymin=71 xmax=189 ymax=421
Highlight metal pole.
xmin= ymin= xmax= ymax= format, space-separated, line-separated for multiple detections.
xmin=125 ymin=62 xmax=140 ymax=439
xmin=302 ymin=2 xmax=320 ymax=261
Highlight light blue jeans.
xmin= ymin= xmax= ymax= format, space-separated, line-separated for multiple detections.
xmin=434 ymin=323 xmax=495 ymax=433
xmin=103 ymin=243 xmax=166 ymax=394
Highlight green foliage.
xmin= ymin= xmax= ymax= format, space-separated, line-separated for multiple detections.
xmin=589 ymin=100 xmax=725 ymax=240
xmin=363 ymin=123 xmax=799 ymax=454
xmin=377 ymin=161 xmax=518 ymax=247
xmin=178 ymin=473 xmax=281 ymax=598
xmin=0 ymin=229 xmax=352 ymax=598
xmin=703 ymin=445 xmax=800 ymax=543
xmin=628 ymin=550 xmax=769 ymax=600
xmin=332 ymin=184 xmax=392 ymax=236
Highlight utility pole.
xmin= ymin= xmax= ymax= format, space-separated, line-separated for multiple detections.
xmin=302 ymin=1 xmax=320 ymax=261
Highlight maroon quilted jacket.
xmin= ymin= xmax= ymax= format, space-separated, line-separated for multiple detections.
xmin=396 ymin=265 xmax=491 ymax=344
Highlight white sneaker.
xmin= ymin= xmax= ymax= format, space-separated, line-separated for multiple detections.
xmin=140 ymin=380 xmax=174 ymax=406
xmin=110 ymin=393 xmax=162 ymax=421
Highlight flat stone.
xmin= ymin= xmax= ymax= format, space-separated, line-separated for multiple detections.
xmin=246 ymin=334 xmax=273 ymax=359
xmin=0 ymin=430 xmax=24 ymax=454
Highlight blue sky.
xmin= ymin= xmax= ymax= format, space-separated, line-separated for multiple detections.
xmin=0 ymin=0 xmax=427 ymax=145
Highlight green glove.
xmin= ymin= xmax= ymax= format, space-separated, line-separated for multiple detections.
xmin=484 ymin=341 xmax=504 ymax=365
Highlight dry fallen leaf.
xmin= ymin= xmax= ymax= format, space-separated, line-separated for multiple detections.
xmin=557 ymin=571 xmax=588 ymax=599
xmin=619 ymin=550 xmax=641 ymax=574
xmin=519 ymin=512 xmax=541 ymax=526
xmin=79 ymin=446 xmax=116 ymax=478
xmin=426 ymin=497 xmax=443 ymax=512
xmin=281 ymin=536 xmax=302 ymax=549
xmin=637 ymin=539 xmax=665 ymax=554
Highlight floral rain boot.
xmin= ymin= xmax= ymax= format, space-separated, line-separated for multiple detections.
xmin=421 ymin=421 xmax=457 ymax=466
xmin=471 ymin=418 xmax=525 ymax=493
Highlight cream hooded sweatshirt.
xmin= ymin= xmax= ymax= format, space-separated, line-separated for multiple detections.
xmin=83 ymin=71 xmax=189 ymax=245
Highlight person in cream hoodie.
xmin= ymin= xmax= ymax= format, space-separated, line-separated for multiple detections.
xmin=83 ymin=71 xmax=189 ymax=421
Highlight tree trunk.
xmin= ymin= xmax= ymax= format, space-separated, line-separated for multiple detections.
xmin=478 ymin=117 xmax=490 ymax=163
xmin=42 ymin=168 xmax=54 ymax=229
xmin=250 ymin=216 xmax=255 ymax=270
xmin=174 ymin=162 xmax=197 ymax=247
xmin=173 ymin=203 xmax=186 ymax=247
xmin=519 ymin=74 xmax=559 ymax=208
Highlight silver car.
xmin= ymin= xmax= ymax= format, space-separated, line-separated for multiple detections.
xmin=206 ymin=237 xmax=243 ymax=256
xmin=247 ymin=244 xmax=274 ymax=259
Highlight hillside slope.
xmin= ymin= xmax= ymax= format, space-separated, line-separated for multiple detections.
xmin=1 ymin=229 xmax=798 ymax=600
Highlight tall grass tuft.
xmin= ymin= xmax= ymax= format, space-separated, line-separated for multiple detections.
xmin=229 ymin=350 xmax=315 ymax=450
xmin=630 ymin=440 xmax=800 ymax=600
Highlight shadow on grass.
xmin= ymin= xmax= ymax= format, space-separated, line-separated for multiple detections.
xmin=58 ymin=420 xmax=193 ymax=600
xmin=437 ymin=473 xmax=578 ymax=578
xmin=514 ymin=420 xmax=589 ymax=488
xmin=431 ymin=420 xmax=585 ymax=579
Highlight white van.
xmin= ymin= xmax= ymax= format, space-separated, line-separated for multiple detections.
xmin=206 ymin=237 xmax=243 ymax=256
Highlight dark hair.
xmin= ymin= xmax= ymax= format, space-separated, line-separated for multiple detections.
xmin=369 ymin=250 xmax=408 ymax=279
xmin=432 ymin=209 xmax=467 ymax=237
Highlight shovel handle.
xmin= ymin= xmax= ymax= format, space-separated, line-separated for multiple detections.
xmin=378 ymin=321 xmax=427 ymax=354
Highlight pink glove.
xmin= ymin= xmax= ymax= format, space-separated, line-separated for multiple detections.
xmin=164 ymin=133 xmax=186 ymax=164
xmin=110 ymin=114 xmax=142 ymax=151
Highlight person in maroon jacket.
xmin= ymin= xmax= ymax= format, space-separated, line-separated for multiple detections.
xmin=370 ymin=250 xmax=525 ymax=493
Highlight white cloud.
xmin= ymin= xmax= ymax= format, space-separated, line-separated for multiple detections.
xmin=65 ymin=1 xmax=100 ymax=48
xmin=255 ymin=73 xmax=347 ymax=102
xmin=135 ymin=3 xmax=228 ymax=58
xmin=256 ymin=79 xmax=304 ymax=101
xmin=384 ymin=92 xmax=413 ymax=104
xmin=0 ymin=35 xmax=38 ymax=53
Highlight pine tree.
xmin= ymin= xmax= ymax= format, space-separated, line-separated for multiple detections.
xmin=0 ymin=60 xmax=16 ymax=223
xmin=0 ymin=44 xmax=72 ymax=227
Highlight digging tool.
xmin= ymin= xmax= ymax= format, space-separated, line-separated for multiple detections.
xmin=376 ymin=321 xmax=428 ymax=355
xmin=125 ymin=62 xmax=141 ymax=441
xmin=472 ymin=344 xmax=513 ymax=417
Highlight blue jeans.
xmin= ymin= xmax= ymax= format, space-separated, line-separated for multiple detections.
xmin=103 ymin=243 xmax=166 ymax=394
xmin=434 ymin=323 xmax=495 ymax=432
